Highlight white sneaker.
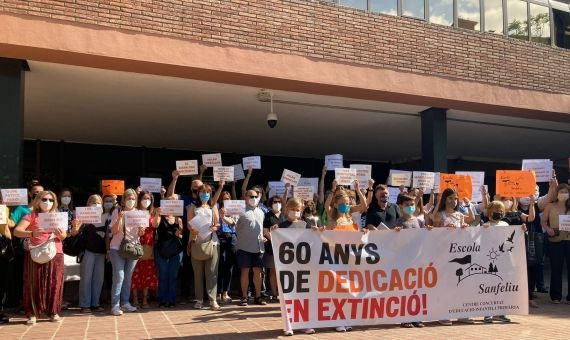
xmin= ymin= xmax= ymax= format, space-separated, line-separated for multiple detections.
xmin=111 ymin=306 xmax=123 ymax=316
xmin=304 ymin=328 xmax=315 ymax=334
xmin=345 ymin=326 xmax=353 ymax=331
xmin=26 ymin=316 xmax=37 ymax=325
xmin=283 ymin=330 xmax=294 ymax=336
xmin=121 ymin=303 xmax=137 ymax=313
xmin=335 ymin=326 xmax=346 ymax=332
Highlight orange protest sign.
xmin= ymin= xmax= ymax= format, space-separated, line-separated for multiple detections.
xmin=101 ymin=180 xmax=125 ymax=196
xmin=439 ymin=174 xmax=473 ymax=200
xmin=496 ymin=170 xmax=536 ymax=198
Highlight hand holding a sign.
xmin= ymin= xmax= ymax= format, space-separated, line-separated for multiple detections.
xmin=53 ymin=226 xmax=66 ymax=240
xmin=70 ymin=219 xmax=82 ymax=237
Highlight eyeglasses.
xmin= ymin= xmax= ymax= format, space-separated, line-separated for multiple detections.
xmin=273 ymin=201 xmax=282 ymax=204
xmin=41 ymin=198 xmax=54 ymax=202
xmin=249 ymin=195 xmax=259 ymax=199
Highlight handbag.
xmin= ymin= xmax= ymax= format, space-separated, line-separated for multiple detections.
xmin=190 ymin=211 xmax=215 ymax=261
xmin=119 ymin=217 xmax=143 ymax=260
xmin=526 ymin=222 xmax=544 ymax=267
xmin=63 ymin=229 xmax=85 ymax=257
xmin=29 ymin=235 xmax=56 ymax=264
xmin=0 ymin=235 xmax=15 ymax=261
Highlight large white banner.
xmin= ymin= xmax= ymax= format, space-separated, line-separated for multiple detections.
xmin=272 ymin=227 xmax=528 ymax=331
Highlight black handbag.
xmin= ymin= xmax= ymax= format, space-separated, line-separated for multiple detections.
xmin=63 ymin=229 xmax=86 ymax=257
xmin=526 ymin=223 xmax=544 ymax=267
xmin=0 ymin=235 xmax=15 ymax=261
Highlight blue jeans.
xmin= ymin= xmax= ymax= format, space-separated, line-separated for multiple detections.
xmin=154 ymin=249 xmax=182 ymax=304
xmin=79 ymin=250 xmax=105 ymax=308
xmin=109 ymin=249 xmax=138 ymax=308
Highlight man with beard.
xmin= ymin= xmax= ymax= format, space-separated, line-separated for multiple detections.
xmin=365 ymin=184 xmax=401 ymax=230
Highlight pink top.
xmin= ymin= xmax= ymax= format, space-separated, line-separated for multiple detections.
xmin=23 ymin=213 xmax=63 ymax=254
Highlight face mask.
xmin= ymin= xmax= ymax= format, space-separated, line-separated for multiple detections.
xmin=492 ymin=212 xmax=503 ymax=221
xmin=104 ymin=202 xmax=114 ymax=211
xmin=40 ymin=201 xmax=53 ymax=212
xmin=126 ymin=199 xmax=136 ymax=209
xmin=338 ymin=203 xmax=351 ymax=214
xmin=61 ymin=197 xmax=72 ymax=206
xmin=272 ymin=203 xmax=282 ymax=213
xmin=503 ymin=200 xmax=513 ymax=210
xmin=558 ymin=193 xmax=569 ymax=202
xmin=90 ymin=203 xmax=102 ymax=209
xmin=248 ymin=198 xmax=259 ymax=207
xmin=403 ymin=205 xmax=416 ymax=215
xmin=519 ymin=197 xmax=531 ymax=206
xmin=288 ymin=211 xmax=301 ymax=220
xmin=199 ymin=193 xmax=211 ymax=203
xmin=141 ymin=199 xmax=152 ymax=209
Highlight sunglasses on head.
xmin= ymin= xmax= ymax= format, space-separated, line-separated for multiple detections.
xmin=41 ymin=198 xmax=54 ymax=202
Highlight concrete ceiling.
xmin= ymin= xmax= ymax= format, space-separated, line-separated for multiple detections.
xmin=24 ymin=61 xmax=570 ymax=163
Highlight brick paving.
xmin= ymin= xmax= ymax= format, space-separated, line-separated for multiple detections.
xmin=1 ymin=292 xmax=569 ymax=340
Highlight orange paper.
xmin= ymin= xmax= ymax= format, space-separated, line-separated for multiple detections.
xmin=496 ymin=170 xmax=536 ymax=198
xmin=101 ymin=180 xmax=125 ymax=196
xmin=439 ymin=174 xmax=473 ymax=200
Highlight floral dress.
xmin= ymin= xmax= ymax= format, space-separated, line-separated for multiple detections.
xmin=130 ymin=218 xmax=158 ymax=290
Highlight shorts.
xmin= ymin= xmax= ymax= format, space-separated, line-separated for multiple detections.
xmin=263 ymin=254 xmax=275 ymax=269
xmin=236 ymin=250 xmax=265 ymax=268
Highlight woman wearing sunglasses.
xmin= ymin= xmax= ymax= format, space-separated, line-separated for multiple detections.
xmin=14 ymin=191 xmax=67 ymax=325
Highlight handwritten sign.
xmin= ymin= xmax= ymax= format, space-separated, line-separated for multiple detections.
xmin=559 ymin=215 xmax=570 ymax=232
xmin=335 ymin=168 xmax=357 ymax=186
xmin=268 ymin=181 xmax=292 ymax=198
xmin=38 ymin=212 xmax=68 ymax=231
xmin=140 ymin=177 xmax=162 ymax=193
xmin=293 ymin=186 xmax=315 ymax=201
xmin=213 ymin=166 xmax=235 ymax=182
xmin=101 ymin=180 xmax=124 ymax=196
xmin=350 ymin=164 xmax=372 ymax=184
xmin=325 ymin=154 xmax=343 ymax=170
xmin=232 ymin=164 xmax=245 ymax=181
xmin=223 ymin=200 xmax=246 ymax=215
xmin=412 ymin=171 xmax=435 ymax=192
xmin=496 ymin=170 xmax=537 ymax=198
xmin=176 ymin=160 xmax=198 ymax=176
xmin=439 ymin=174 xmax=473 ymax=200
xmin=124 ymin=210 xmax=150 ymax=230
xmin=0 ymin=189 xmax=28 ymax=206
xmin=0 ymin=205 xmax=7 ymax=225
xmin=76 ymin=207 xmax=102 ymax=224
xmin=243 ymin=156 xmax=261 ymax=170
xmin=298 ymin=178 xmax=319 ymax=196
xmin=202 ymin=153 xmax=222 ymax=167
xmin=281 ymin=169 xmax=301 ymax=186
xmin=455 ymin=171 xmax=485 ymax=202
xmin=389 ymin=170 xmax=412 ymax=187
xmin=387 ymin=187 xmax=401 ymax=204
xmin=522 ymin=159 xmax=553 ymax=183
xmin=160 ymin=200 xmax=184 ymax=216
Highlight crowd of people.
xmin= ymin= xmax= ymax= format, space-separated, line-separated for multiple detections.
xmin=0 ymin=163 xmax=568 ymax=336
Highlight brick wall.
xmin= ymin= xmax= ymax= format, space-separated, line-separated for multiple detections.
xmin=1 ymin=0 xmax=569 ymax=94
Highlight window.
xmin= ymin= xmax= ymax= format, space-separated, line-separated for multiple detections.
xmin=529 ymin=4 xmax=551 ymax=45
xmin=484 ymin=0 xmax=503 ymax=34
xmin=507 ymin=0 xmax=529 ymax=41
xmin=553 ymin=8 xmax=570 ymax=49
xmin=457 ymin=0 xmax=481 ymax=30
xmin=370 ymin=0 xmax=398 ymax=16
xmin=429 ymin=0 xmax=454 ymax=26
xmin=339 ymin=0 xmax=368 ymax=10
xmin=402 ymin=0 xmax=426 ymax=19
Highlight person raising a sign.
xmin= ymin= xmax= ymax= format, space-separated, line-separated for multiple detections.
xmin=325 ymin=180 xmax=368 ymax=232
xmin=432 ymin=188 xmax=472 ymax=229
xmin=14 ymin=190 xmax=67 ymax=325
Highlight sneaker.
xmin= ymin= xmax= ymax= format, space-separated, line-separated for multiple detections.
xmin=412 ymin=322 xmax=425 ymax=328
xmin=401 ymin=322 xmax=414 ymax=328
xmin=168 ymin=303 xmax=176 ymax=308
xmin=239 ymin=298 xmax=248 ymax=307
xmin=346 ymin=326 xmax=352 ymax=331
xmin=457 ymin=318 xmax=475 ymax=324
xmin=159 ymin=303 xmax=167 ymax=308
xmin=91 ymin=306 xmax=105 ymax=313
xmin=26 ymin=316 xmax=37 ymax=325
xmin=335 ymin=326 xmax=346 ymax=332
xmin=304 ymin=328 xmax=315 ymax=334
xmin=493 ymin=315 xmax=511 ymax=323
xmin=121 ymin=303 xmax=137 ymax=313
xmin=111 ymin=306 xmax=123 ymax=316
xmin=483 ymin=316 xmax=493 ymax=324
xmin=80 ymin=308 xmax=92 ymax=313
xmin=552 ymin=300 xmax=561 ymax=304
xmin=194 ymin=301 xmax=203 ymax=309
xmin=537 ymin=287 xmax=548 ymax=293
xmin=210 ymin=302 xmax=221 ymax=311
xmin=283 ymin=330 xmax=294 ymax=336
xmin=50 ymin=314 xmax=62 ymax=322
xmin=254 ymin=297 xmax=267 ymax=305
xmin=529 ymin=300 xmax=539 ymax=308
xmin=438 ymin=320 xmax=453 ymax=326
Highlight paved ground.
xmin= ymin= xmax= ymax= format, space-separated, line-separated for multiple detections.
xmin=1 ymin=291 xmax=569 ymax=340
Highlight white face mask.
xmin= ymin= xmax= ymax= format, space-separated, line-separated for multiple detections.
xmin=40 ymin=201 xmax=53 ymax=212
xmin=141 ymin=199 xmax=151 ymax=209
xmin=288 ymin=211 xmax=301 ymax=220
xmin=125 ymin=199 xmax=136 ymax=209
xmin=90 ymin=203 xmax=102 ymax=209
xmin=61 ymin=197 xmax=72 ymax=206
xmin=518 ymin=197 xmax=531 ymax=206
xmin=248 ymin=197 xmax=259 ymax=207
xmin=272 ymin=203 xmax=282 ymax=213
xmin=558 ymin=193 xmax=569 ymax=202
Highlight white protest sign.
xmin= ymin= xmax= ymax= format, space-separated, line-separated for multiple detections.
xmin=176 ymin=160 xmax=198 ymax=176
xmin=202 ymin=153 xmax=223 ymax=167
xmin=456 ymin=171 xmax=485 ymax=202
xmin=160 ymin=200 xmax=184 ymax=216
xmin=268 ymin=181 xmax=293 ymax=198
xmin=298 ymin=178 xmax=319 ymax=196
xmin=0 ymin=189 xmax=28 ymax=206
xmin=387 ymin=186 xmax=401 ymax=204
xmin=412 ymin=171 xmax=435 ymax=192
xmin=38 ymin=212 xmax=68 ymax=231
xmin=124 ymin=210 xmax=150 ymax=231
xmin=522 ymin=159 xmax=553 ymax=183
xmin=189 ymin=213 xmax=212 ymax=240
xmin=389 ymin=170 xmax=412 ymax=187
xmin=140 ymin=177 xmax=162 ymax=193
xmin=293 ymin=186 xmax=314 ymax=201
xmin=350 ymin=164 xmax=372 ymax=184
xmin=213 ymin=166 xmax=235 ymax=182
xmin=433 ymin=172 xmax=441 ymax=194
xmin=559 ymin=215 xmax=570 ymax=232
xmin=233 ymin=164 xmax=246 ymax=181
xmin=223 ymin=200 xmax=246 ymax=215
xmin=0 ymin=205 xmax=7 ymax=225
xmin=335 ymin=168 xmax=357 ymax=186
xmin=272 ymin=226 xmax=528 ymax=331
xmin=242 ymin=156 xmax=261 ymax=170
xmin=281 ymin=169 xmax=301 ymax=186
xmin=76 ymin=207 xmax=102 ymax=224
xmin=325 ymin=154 xmax=343 ymax=170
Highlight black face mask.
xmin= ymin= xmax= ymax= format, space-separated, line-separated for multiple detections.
xmin=492 ymin=212 xmax=503 ymax=221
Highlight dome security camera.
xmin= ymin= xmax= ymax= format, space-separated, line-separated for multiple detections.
xmin=267 ymin=111 xmax=278 ymax=128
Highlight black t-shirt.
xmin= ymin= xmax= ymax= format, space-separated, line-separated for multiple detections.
xmin=263 ymin=211 xmax=285 ymax=255
xmin=518 ymin=204 xmax=542 ymax=233
xmin=84 ymin=223 xmax=107 ymax=254
xmin=502 ymin=211 xmax=523 ymax=226
xmin=365 ymin=202 xmax=401 ymax=228
xmin=156 ymin=217 xmax=181 ymax=245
